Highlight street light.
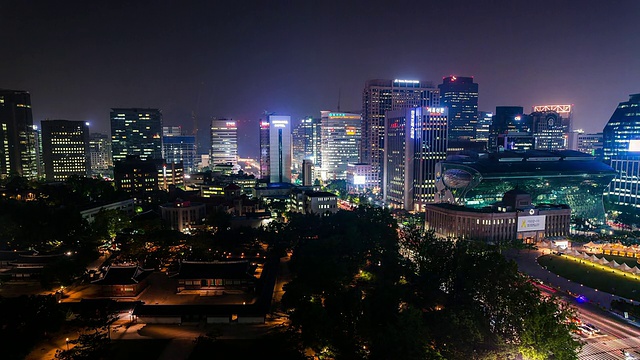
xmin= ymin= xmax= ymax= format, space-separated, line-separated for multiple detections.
xmin=65 ymin=338 xmax=69 ymax=351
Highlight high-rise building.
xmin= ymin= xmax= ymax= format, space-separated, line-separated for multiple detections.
xmin=41 ymin=120 xmax=90 ymax=181
xmin=162 ymin=126 xmax=197 ymax=175
xmin=110 ymin=108 xmax=162 ymax=162
xmin=89 ymin=133 xmax=112 ymax=176
xmin=438 ymin=76 xmax=478 ymax=142
xmin=260 ymin=115 xmax=292 ymax=183
xmin=114 ymin=155 xmax=158 ymax=203
xmin=0 ymin=89 xmax=38 ymax=179
xmin=475 ymin=111 xmax=493 ymax=144
xmin=361 ymin=79 xmax=439 ymax=189
xmin=320 ymin=111 xmax=361 ymax=180
xmin=384 ymin=106 xmax=448 ymax=211
xmin=302 ymin=159 xmax=314 ymax=186
xmin=532 ymin=104 xmax=573 ymax=147
xmin=603 ymin=94 xmax=640 ymax=162
xmin=259 ymin=119 xmax=270 ymax=179
xmin=292 ymin=116 xmax=321 ymax=173
xmin=576 ymin=132 xmax=603 ymax=156
xmin=489 ymin=106 xmax=533 ymax=151
xmin=531 ymin=111 xmax=565 ymax=150
xmin=210 ymin=119 xmax=238 ymax=166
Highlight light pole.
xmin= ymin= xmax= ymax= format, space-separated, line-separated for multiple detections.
xmin=65 ymin=338 xmax=69 ymax=351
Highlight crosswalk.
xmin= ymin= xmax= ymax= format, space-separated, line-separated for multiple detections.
xmin=580 ymin=336 xmax=640 ymax=360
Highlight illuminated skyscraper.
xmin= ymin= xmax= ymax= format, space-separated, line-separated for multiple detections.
xmin=210 ymin=119 xmax=238 ymax=166
xmin=488 ymin=106 xmax=533 ymax=151
xmin=269 ymin=115 xmax=292 ymax=183
xmin=162 ymin=126 xmax=197 ymax=174
xmin=361 ymin=79 xmax=439 ymax=190
xmin=603 ymin=94 xmax=640 ymax=162
xmin=292 ymin=116 xmax=321 ymax=172
xmin=438 ymin=76 xmax=478 ymax=142
xmin=41 ymin=120 xmax=90 ymax=181
xmin=384 ymin=106 xmax=448 ymax=211
xmin=259 ymin=119 xmax=270 ymax=179
xmin=89 ymin=133 xmax=112 ymax=176
xmin=532 ymin=104 xmax=573 ymax=148
xmin=110 ymin=108 xmax=162 ymax=162
xmin=0 ymin=89 xmax=38 ymax=179
xmin=531 ymin=111 xmax=564 ymax=150
xmin=320 ymin=111 xmax=360 ymax=180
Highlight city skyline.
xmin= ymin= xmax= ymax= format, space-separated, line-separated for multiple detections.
xmin=2 ymin=1 xmax=639 ymax=158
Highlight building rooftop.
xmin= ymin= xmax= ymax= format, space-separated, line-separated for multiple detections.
xmin=172 ymin=261 xmax=256 ymax=280
xmin=305 ymin=191 xmax=338 ymax=198
xmin=92 ymin=265 xmax=153 ymax=285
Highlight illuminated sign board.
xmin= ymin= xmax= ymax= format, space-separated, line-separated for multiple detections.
xmin=260 ymin=121 xmax=269 ymax=129
xmin=514 ymin=116 xmax=522 ymax=121
xmin=629 ymin=140 xmax=640 ymax=152
xmin=272 ymin=120 xmax=288 ymax=128
xmin=353 ymin=175 xmax=366 ymax=185
xmin=426 ymin=107 xmax=445 ymax=115
xmin=532 ymin=105 xmax=572 ymax=114
xmin=225 ymin=121 xmax=236 ymax=127
xmin=394 ymin=79 xmax=420 ymax=84
xmin=517 ymin=215 xmax=546 ymax=232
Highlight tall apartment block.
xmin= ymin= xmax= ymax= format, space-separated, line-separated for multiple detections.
xmin=361 ymin=79 xmax=439 ymax=190
xmin=210 ymin=119 xmax=238 ymax=166
xmin=384 ymin=106 xmax=448 ymax=211
xmin=320 ymin=111 xmax=360 ymax=180
xmin=41 ymin=120 xmax=90 ymax=181
xmin=438 ymin=76 xmax=478 ymax=142
xmin=0 ymin=89 xmax=38 ymax=179
xmin=110 ymin=108 xmax=162 ymax=162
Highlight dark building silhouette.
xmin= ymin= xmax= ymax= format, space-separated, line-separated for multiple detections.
xmin=114 ymin=155 xmax=158 ymax=203
xmin=438 ymin=76 xmax=478 ymax=142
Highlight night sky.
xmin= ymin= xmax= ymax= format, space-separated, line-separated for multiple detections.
xmin=1 ymin=0 xmax=639 ymax=157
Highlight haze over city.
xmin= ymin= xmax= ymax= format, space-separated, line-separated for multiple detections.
xmin=1 ymin=0 xmax=639 ymax=157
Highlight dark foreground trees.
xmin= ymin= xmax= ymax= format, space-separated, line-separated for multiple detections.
xmin=277 ymin=207 xmax=581 ymax=359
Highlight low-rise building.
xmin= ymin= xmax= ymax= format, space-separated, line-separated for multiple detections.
xmin=173 ymin=260 xmax=257 ymax=295
xmin=91 ymin=265 xmax=153 ymax=297
xmin=79 ymin=199 xmax=135 ymax=223
xmin=425 ymin=189 xmax=570 ymax=244
xmin=159 ymin=199 xmax=207 ymax=232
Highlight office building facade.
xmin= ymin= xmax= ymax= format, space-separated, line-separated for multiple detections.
xmin=260 ymin=115 xmax=292 ymax=183
xmin=532 ymin=104 xmax=573 ymax=146
xmin=0 ymin=89 xmax=38 ymax=179
xmin=210 ymin=119 xmax=238 ymax=166
xmin=41 ymin=120 xmax=90 ymax=181
xmin=320 ymin=111 xmax=361 ymax=180
xmin=607 ymin=156 xmax=640 ymax=208
xmin=489 ymin=106 xmax=533 ymax=151
xmin=384 ymin=106 xmax=448 ymax=211
xmin=361 ymin=79 xmax=439 ymax=189
xmin=89 ymin=133 xmax=112 ymax=176
xmin=110 ymin=108 xmax=162 ymax=162
xmin=292 ymin=116 xmax=321 ymax=172
xmin=531 ymin=111 xmax=565 ymax=150
xmin=603 ymin=94 xmax=640 ymax=162
xmin=162 ymin=126 xmax=197 ymax=174
xmin=438 ymin=76 xmax=478 ymax=142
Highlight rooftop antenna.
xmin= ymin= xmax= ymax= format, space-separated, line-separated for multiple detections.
xmin=337 ymin=87 xmax=342 ymax=111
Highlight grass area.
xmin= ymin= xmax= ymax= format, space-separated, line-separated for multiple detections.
xmin=538 ymin=255 xmax=640 ymax=301
xmin=108 ymin=339 xmax=170 ymax=360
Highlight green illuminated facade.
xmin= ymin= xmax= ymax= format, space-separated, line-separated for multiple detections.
xmin=435 ymin=150 xmax=615 ymax=222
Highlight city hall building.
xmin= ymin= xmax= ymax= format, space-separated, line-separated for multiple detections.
xmin=425 ymin=189 xmax=571 ymax=244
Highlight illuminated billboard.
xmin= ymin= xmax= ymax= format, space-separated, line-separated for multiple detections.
xmin=629 ymin=140 xmax=640 ymax=152
xmin=517 ymin=215 xmax=546 ymax=232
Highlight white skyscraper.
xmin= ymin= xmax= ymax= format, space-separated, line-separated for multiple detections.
xmin=210 ymin=119 xmax=238 ymax=166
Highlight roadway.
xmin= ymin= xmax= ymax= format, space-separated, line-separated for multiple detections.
xmin=508 ymin=249 xmax=640 ymax=359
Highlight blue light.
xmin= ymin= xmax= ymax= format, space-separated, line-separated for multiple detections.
xmin=576 ymin=295 xmax=587 ymax=303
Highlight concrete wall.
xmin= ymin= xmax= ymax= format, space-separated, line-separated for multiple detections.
xmin=138 ymin=316 xmax=181 ymax=324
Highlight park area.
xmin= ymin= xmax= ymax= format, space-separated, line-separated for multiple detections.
xmin=538 ymin=254 xmax=640 ymax=301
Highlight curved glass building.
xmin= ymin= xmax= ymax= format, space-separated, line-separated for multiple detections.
xmin=603 ymin=94 xmax=640 ymax=162
xmin=435 ymin=150 xmax=615 ymax=222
